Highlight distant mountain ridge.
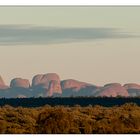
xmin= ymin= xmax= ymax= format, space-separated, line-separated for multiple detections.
xmin=0 ymin=73 xmax=140 ymax=98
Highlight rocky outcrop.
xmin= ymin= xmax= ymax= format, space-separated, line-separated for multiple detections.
xmin=123 ymin=83 xmax=140 ymax=90
xmin=0 ymin=75 xmax=8 ymax=89
xmin=61 ymin=85 xmax=99 ymax=97
xmin=61 ymin=79 xmax=93 ymax=91
xmin=47 ymin=80 xmax=62 ymax=96
xmin=0 ymin=76 xmax=5 ymax=85
xmin=10 ymin=78 xmax=30 ymax=88
xmin=94 ymin=83 xmax=129 ymax=97
xmin=1 ymin=74 xmax=140 ymax=97
xmin=32 ymin=73 xmax=62 ymax=96
xmin=60 ymin=79 xmax=99 ymax=97
xmin=123 ymin=83 xmax=140 ymax=97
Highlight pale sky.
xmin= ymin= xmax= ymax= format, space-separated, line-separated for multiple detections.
xmin=0 ymin=7 xmax=140 ymax=86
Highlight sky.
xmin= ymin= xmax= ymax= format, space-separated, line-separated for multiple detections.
xmin=0 ymin=6 xmax=140 ymax=86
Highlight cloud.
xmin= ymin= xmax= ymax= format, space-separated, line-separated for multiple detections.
xmin=0 ymin=25 xmax=136 ymax=45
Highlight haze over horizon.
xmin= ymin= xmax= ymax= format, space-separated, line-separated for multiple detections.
xmin=0 ymin=7 xmax=140 ymax=86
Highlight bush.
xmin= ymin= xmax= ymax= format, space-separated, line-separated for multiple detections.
xmin=0 ymin=103 xmax=140 ymax=134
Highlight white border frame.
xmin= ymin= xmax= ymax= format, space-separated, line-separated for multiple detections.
xmin=0 ymin=0 xmax=140 ymax=5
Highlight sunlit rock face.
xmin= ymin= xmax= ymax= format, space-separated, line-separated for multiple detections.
xmin=0 ymin=76 xmax=4 ymax=85
xmin=60 ymin=79 xmax=99 ymax=97
xmin=123 ymin=83 xmax=140 ymax=90
xmin=32 ymin=73 xmax=62 ymax=96
xmin=0 ymin=75 xmax=9 ymax=89
xmin=123 ymin=83 xmax=140 ymax=97
xmin=10 ymin=78 xmax=30 ymax=88
xmin=61 ymin=79 xmax=93 ymax=91
xmin=94 ymin=83 xmax=129 ymax=97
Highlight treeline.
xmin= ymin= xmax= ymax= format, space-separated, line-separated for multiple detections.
xmin=0 ymin=103 xmax=140 ymax=134
xmin=0 ymin=97 xmax=140 ymax=107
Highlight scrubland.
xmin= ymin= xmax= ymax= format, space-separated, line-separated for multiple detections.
xmin=0 ymin=103 xmax=140 ymax=134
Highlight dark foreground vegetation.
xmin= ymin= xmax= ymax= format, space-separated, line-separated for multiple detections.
xmin=0 ymin=97 xmax=140 ymax=107
xmin=0 ymin=103 xmax=140 ymax=134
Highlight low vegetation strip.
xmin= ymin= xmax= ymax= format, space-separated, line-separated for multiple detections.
xmin=0 ymin=97 xmax=140 ymax=107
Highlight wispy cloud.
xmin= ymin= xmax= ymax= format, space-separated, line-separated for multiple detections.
xmin=0 ymin=25 xmax=136 ymax=45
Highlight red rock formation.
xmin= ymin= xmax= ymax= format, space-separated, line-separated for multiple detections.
xmin=0 ymin=76 xmax=5 ymax=85
xmin=1 ymin=74 xmax=140 ymax=97
xmin=0 ymin=76 xmax=8 ymax=89
xmin=10 ymin=78 xmax=30 ymax=88
xmin=95 ymin=83 xmax=129 ymax=97
xmin=61 ymin=79 xmax=93 ymax=91
xmin=47 ymin=80 xmax=62 ymax=96
xmin=123 ymin=83 xmax=140 ymax=90
xmin=104 ymin=83 xmax=121 ymax=87
xmin=32 ymin=73 xmax=62 ymax=96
